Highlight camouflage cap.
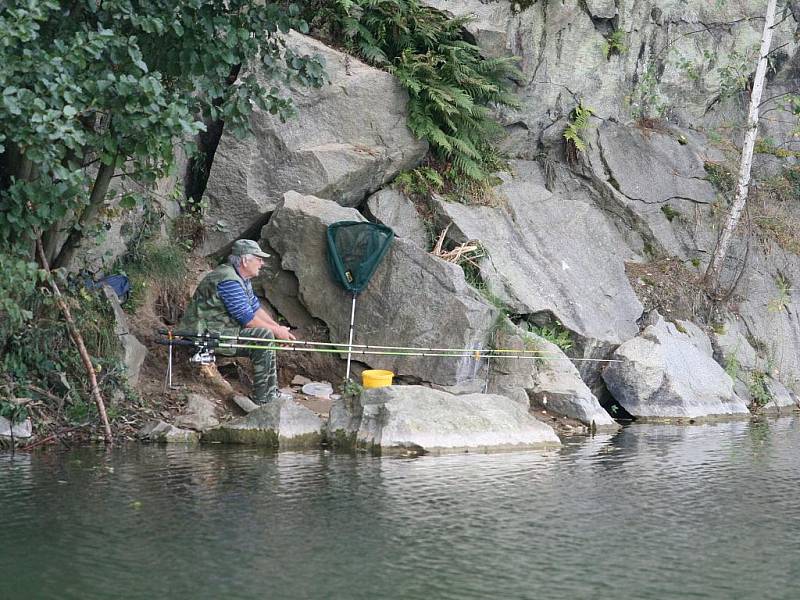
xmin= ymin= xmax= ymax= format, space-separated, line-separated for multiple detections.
xmin=231 ymin=239 xmax=270 ymax=258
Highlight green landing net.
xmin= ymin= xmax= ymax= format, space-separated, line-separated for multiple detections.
xmin=326 ymin=221 xmax=394 ymax=293
xmin=326 ymin=221 xmax=394 ymax=380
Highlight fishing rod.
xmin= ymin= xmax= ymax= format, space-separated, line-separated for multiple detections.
xmin=157 ymin=336 xmax=622 ymax=363
xmin=159 ymin=329 xmax=562 ymax=357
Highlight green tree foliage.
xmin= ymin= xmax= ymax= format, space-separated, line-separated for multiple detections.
xmin=0 ymin=1 xmax=325 ymax=404
xmin=0 ymin=0 xmax=324 ymax=262
xmin=307 ymin=0 xmax=520 ymax=183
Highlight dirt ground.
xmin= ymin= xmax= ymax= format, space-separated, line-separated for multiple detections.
xmin=625 ymin=258 xmax=718 ymax=325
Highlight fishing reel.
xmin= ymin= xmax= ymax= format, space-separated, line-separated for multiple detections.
xmin=189 ymin=348 xmax=216 ymax=365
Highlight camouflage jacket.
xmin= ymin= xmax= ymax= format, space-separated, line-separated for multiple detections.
xmin=178 ymin=264 xmax=250 ymax=354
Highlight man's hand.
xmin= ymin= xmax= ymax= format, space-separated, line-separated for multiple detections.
xmin=274 ymin=325 xmax=296 ymax=341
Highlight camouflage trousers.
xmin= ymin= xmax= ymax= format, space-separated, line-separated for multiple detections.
xmin=235 ymin=327 xmax=278 ymax=404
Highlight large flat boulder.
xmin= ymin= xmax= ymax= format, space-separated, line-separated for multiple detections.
xmin=202 ymin=397 xmax=323 ymax=448
xmin=201 ymin=31 xmax=427 ymax=254
xmin=435 ymin=160 xmax=642 ymax=345
xmin=262 ymin=192 xmax=496 ymax=386
xmin=602 ymin=313 xmax=750 ymax=419
xmin=331 ymin=385 xmax=560 ymax=453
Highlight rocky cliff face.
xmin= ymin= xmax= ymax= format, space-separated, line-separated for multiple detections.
xmin=187 ymin=1 xmax=800 ymax=420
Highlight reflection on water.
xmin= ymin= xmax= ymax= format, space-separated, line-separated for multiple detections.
xmin=2 ymin=417 xmax=800 ymax=599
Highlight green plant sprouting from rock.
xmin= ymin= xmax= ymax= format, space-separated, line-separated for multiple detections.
xmin=602 ymin=30 xmax=627 ymax=59
xmin=767 ymin=273 xmax=792 ymax=313
xmin=629 ymin=62 xmax=666 ymax=119
xmin=526 ymin=320 xmax=574 ymax=352
xmin=748 ymin=370 xmax=772 ymax=408
xmin=307 ymin=0 xmax=520 ymax=184
xmin=661 ymin=204 xmax=681 ymax=222
xmin=563 ymin=102 xmax=594 ymax=158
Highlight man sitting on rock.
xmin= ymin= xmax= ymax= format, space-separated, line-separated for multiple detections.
xmin=179 ymin=239 xmax=296 ymax=405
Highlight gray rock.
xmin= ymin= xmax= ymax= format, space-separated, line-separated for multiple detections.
xmin=101 ymin=285 xmax=147 ymax=386
xmin=173 ymin=394 xmax=220 ymax=431
xmin=598 ymin=122 xmax=716 ymax=206
xmin=727 ymin=249 xmax=800 ymax=390
xmin=0 ymin=416 xmax=33 ymax=440
xmin=263 ymin=191 xmax=496 ymax=385
xmin=760 ymin=377 xmax=800 ymax=414
xmin=336 ymin=385 xmax=560 ymax=453
xmin=673 ymin=319 xmax=714 ymax=356
xmin=138 ymin=420 xmax=200 ymax=443
xmin=603 ymin=314 xmax=750 ymax=419
xmin=202 ymin=398 xmax=324 ymax=448
xmin=201 ymin=31 xmax=427 ymax=253
xmin=366 ymin=188 xmax=429 ymax=249
xmin=422 ymin=1 xmax=513 ymax=59
xmin=529 ymin=337 xmax=619 ymax=431
xmin=585 ymin=0 xmax=617 ymax=19
xmin=493 ymin=385 xmax=530 ymax=407
xmin=232 ymin=394 xmax=259 ymax=414
xmin=710 ymin=317 xmax=760 ymax=373
xmin=434 ymin=160 xmax=642 ymax=344
xmin=457 ymin=0 xmax=799 ymax=138
xmin=488 ymin=320 xmax=618 ymax=430
xmin=586 ymin=122 xmax=724 ymax=260
xmin=328 ymin=396 xmax=363 ymax=448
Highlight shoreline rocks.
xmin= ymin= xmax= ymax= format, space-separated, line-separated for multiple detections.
xmin=603 ymin=313 xmax=751 ymax=420
xmin=329 ymin=385 xmax=561 ymax=454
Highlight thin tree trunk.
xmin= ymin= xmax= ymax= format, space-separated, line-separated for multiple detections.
xmin=35 ymin=238 xmax=114 ymax=445
xmin=53 ymin=157 xmax=116 ymax=270
xmin=705 ymin=0 xmax=778 ymax=294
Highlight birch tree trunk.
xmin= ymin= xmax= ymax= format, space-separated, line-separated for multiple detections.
xmin=705 ymin=0 xmax=778 ymax=294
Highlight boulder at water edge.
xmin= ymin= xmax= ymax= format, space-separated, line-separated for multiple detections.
xmin=202 ymin=397 xmax=323 ymax=448
xmin=602 ymin=314 xmax=750 ymax=420
xmin=330 ymin=385 xmax=560 ymax=453
xmin=488 ymin=320 xmax=618 ymax=431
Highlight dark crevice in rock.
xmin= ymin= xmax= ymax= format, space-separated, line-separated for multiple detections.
xmin=185 ymin=65 xmax=242 ymax=204
xmin=529 ymin=4 xmax=549 ymax=84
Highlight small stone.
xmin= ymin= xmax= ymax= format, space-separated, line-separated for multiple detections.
xmin=0 ymin=416 xmax=33 ymax=439
xmin=292 ymin=375 xmax=312 ymax=386
xmin=232 ymin=395 xmax=259 ymax=413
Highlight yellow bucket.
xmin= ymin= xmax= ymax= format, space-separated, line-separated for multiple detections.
xmin=362 ymin=369 xmax=394 ymax=389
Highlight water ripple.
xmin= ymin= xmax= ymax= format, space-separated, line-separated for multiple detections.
xmin=1 ymin=417 xmax=799 ymax=599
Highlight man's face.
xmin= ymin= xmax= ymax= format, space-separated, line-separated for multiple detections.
xmin=240 ymin=255 xmax=264 ymax=279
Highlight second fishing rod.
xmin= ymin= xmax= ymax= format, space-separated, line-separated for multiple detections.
xmin=160 ymin=329 xmax=564 ymax=357
xmin=159 ymin=335 xmax=621 ymax=363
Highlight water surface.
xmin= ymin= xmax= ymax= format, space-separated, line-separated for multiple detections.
xmin=2 ymin=417 xmax=799 ymax=599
